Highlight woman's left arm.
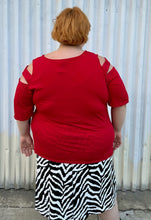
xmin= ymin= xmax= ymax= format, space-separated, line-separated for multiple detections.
xmin=14 ymin=63 xmax=34 ymax=157
xmin=17 ymin=119 xmax=30 ymax=136
xmin=17 ymin=119 xmax=34 ymax=157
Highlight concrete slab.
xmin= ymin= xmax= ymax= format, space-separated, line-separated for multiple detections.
xmin=0 ymin=189 xmax=151 ymax=220
xmin=117 ymin=190 xmax=151 ymax=211
xmin=119 ymin=210 xmax=151 ymax=220
xmin=0 ymin=208 xmax=151 ymax=220
xmin=0 ymin=208 xmax=98 ymax=220
xmin=0 ymin=208 xmax=44 ymax=220
xmin=0 ymin=189 xmax=34 ymax=208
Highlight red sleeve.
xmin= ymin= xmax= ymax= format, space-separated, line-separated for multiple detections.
xmin=14 ymin=79 xmax=34 ymax=120
xmin=106 ymin=67 xmax=129 ymax=107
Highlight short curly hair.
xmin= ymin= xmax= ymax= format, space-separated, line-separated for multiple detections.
xmin=51 ymin=7 xmax=91 ymax=46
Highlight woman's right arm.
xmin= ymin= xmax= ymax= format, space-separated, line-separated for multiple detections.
xmin=111 ymin=105 xmax=126 ymax=132
xmin=98 ymin=56 xmax=129 ymax=149
xmin=111 ymin=105 xmax=127 ymax=150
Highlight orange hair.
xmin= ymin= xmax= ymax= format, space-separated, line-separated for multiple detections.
xmin=51 ymin=7 xmax=91 ymax=46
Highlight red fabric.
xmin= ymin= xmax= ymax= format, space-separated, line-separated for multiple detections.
xmin=14 ymin=80 xmax=34 ymax=120
xmin=14 ymin=51 xmax=129 ymax=164
xmin=106 ymin=67 xmax=129 ymax=107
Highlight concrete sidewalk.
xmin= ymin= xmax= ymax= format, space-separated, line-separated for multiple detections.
xmin=0 ymin=189 xmax=151 ymax=220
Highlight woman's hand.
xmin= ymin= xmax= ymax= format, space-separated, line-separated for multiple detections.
xmin=113 ymin=131 xmax=122 ymax=150
xmin=20 ymin=134 xmax=34 ymax=157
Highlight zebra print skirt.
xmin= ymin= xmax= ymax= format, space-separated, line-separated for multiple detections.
xmin=35 ymin=155 xmax=116 ymax=220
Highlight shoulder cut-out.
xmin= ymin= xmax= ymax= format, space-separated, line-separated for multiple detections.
xmin=107 ymin=64 xmax=113 ymax=73
xmin=20 ymin=62 xmax=33 ymax=84
xmin=27 ymin=62 xmax=33 ymax=75
xmin=98 ymin=55 xmax=105 ymax=66
xmin=20 ymin=75 xmax=28 ymax=84
xmin=98 ymin=55 xmax=113 ymax=73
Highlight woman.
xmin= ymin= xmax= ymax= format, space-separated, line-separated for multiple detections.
xmin=14 ymin=7 xmax=128 ymax=220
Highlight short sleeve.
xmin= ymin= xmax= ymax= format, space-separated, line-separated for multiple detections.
xmin=14 ymin=79 xmax=34 ymax=121
xmin=106 ymin=66 xmax=129 ymax=107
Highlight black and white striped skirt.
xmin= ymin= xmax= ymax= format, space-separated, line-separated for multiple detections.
xmin=35 ymin=155 xmax=116 ymax=220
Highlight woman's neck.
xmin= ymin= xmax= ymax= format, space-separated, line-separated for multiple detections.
xmin=45 ymin=44 xmax=84 ymax=59
xmin=58 ymin=44 xmax=83 ymax=52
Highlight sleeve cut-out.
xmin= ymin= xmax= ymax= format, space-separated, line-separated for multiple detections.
xmin=22 ymin=66 xmax=32 ymax=84
xmin=98 ymin=56 xmax=129 ymax=107
xmin=101 ymin=57 xmax=110 ymax=73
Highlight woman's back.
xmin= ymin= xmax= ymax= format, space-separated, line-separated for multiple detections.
xmin=20 ymin=51 xmax=115 ymax=163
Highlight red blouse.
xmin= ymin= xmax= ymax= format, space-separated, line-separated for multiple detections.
xmin=14 ymin=51 xmax=129 ymax=164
